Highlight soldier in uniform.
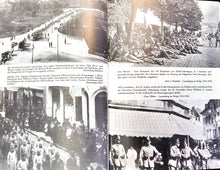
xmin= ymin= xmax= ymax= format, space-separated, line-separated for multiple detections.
xmin=52 ymin=152 xmax=64 ymax=170
xmin=7 ymin=145 xmax=17 ymax=170
xmin=168 ymin=139 xmax=181 ymax=170
xmin=215 ymin=30 xmax=219 ymax=47
xmin=181 ymin=139 xmax=197 ymax=170
xmin=110 ymin=135 xmax=126 ymax=170
xmin=139 ymin=137 xmax=161 ymax=170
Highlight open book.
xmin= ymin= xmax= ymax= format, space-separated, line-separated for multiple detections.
xmin=0 ymin=0 xmax=220 ymax=169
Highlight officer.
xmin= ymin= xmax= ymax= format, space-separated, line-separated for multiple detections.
xmin=110 ymin=135 xmax=126 ymax=170
xmin=168 ymin=138 xmax=181 ymax=170
xmin=139 ymin=137 xmax=161 ymax=170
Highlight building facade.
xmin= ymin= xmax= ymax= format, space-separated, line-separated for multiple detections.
xmin=46 ymin=86 xmax=107 ymax=130
xmin=109 ymin=99 xmax=204 ymax=140
xmin=201 ymin=100 xmax=220 ymax=140
xmin=0 ymin=86 xmax=107 ymax=131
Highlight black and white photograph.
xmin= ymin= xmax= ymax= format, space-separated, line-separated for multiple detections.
xmin=0 ymin=0 xmax=107 ymax=65
xmin=109 ymin=99 xmax=220 ymax=170
xmin=108 ymin=0 xmax=220 ymax=67
xmin=0 ymin=86 xmax=108 ymax=169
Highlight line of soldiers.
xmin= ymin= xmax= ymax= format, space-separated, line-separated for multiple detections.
xmin=110 ymin=136 xmax=162 ymax=170
xmin=0 ymin=115 xmax=105 ymax=170
xmin=109 ymin=24 xmax=202 ymax=65
xmin=3 ymin=109 xmax=108 ymax=170
xmin=0 ymin=117 xmax=78 ymax=170
xmin=110 ymin=136 xmax=212 ymax=170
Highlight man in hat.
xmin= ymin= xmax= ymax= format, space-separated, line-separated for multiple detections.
xmin=33 ymin=149 xmax=43 ymax=170
xmin=17 ymin=153 xmax=28 ymax=170
xmin=52 ymin=152 xmax=64 ymax=170
xmin=2 ymin=130 xmax=9 ymax=158
xmin=168 ymin=138 xmax=181 ymax=170
xmin=7 ymin=145 xmax=17 ymax=170
xmin=139 ymin=137 xmax=161 ymax=170
xmin=110 ymin=135 xmax=126 ymax=170
xmin=181 ymin=139 xmax=197 ymax=170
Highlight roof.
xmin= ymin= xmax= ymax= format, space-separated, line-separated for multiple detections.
xmin=109 ymin=107 xmax=205 ymax=140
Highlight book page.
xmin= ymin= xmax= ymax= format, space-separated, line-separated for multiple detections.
xmin=0 ymin=0 xmax=108 ymax=169
xmin=108 ymin=0 xmax=220 ymax=169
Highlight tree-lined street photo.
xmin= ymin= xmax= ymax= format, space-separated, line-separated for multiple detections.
xmin=108 ymin=0 xmax=220 ymax=67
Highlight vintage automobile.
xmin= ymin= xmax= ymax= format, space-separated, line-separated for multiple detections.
xmin=1 ymin=51 xmax=12 ymax=64
xmin=18 ymin=39 xmax=31 ymax=50
xmin=31 ymin=31 xmax=43 ymax=41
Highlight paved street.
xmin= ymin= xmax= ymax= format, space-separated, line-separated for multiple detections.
xmin=164 ymin=46 xmax=220 ymax=68
xmin=208 ymin=158 xmax=220 ymax=169
xmin=0 ymin=8 xmax=106 ymax=65
xmin=110 ymin=39 xmax=220 ymax=68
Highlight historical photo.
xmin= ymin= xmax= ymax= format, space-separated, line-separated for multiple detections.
xmin=108 ymin=0 xmax=220 ymax=67
xmin=109 ymin=99 xmax=220 ymax=169
xmin=0 ymin=0 xmax=107 ymax=65
xmin=0 ymin=86 xmax=108 ymax=169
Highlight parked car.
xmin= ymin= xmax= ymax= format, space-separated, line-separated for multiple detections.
xmin=31 ymin=31 xmax=43 ymax=41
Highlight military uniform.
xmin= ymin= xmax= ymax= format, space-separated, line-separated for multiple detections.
xmin=181 ymin=145 xmax=195 ymax=170
xmin=168 ymin=143 xmax=181 ymax=170
xmin=139 ymin=145 xmax=160 ymax=170
xmin=111 ymin=143 xmax=126 ymax=170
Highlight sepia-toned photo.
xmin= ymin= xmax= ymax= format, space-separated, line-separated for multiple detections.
xmin=109 ymin=99 xmax=220 ymax=169
xmin=0 ymin=0 xmax=107 ymax=65
xmin=0 ymin=86 xmax=108 ymax=169
xmin=108 ymin=0 xmax=220 ymax=67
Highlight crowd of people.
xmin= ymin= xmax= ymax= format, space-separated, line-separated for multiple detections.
xmin=1 ymin=109 xmax=108 ymax=170
xmin=110 ymin=136 xmax=212 ymax=170
xmin=0 ymin=115 xmax=69 ymax=170
xmin=109 ymin=24 xmax=203 ymax=65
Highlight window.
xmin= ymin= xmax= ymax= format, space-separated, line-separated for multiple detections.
xmin=214 ymin=129 xmax=217 ymax=138
xmin=211 ymin=117 xmax=214 ymax=124
xmin=75 ymin=96 xmax=82 ymax=121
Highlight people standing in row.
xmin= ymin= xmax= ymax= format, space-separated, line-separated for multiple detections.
xmin=110 ymin=136 xmax=162 ymax=170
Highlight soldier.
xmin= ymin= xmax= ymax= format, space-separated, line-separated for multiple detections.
xmin=1 ymin=130 xmax=9 ymax=158
xmin=110 ymin=135 xmax=126 ymax=170
xmin=33 ymin=150 xmax=43 ymax=170
xmin=181 ymin=139 xmax=197 ymax=170
xmin=207 ymin=33 xmax=213 ymax=47
xmin=7 ymin=145 xmax=17 ymax=170
xmin=66 ymin=152 xmax=79 ymax=170
xmin=168 ymin=139 xmax=181 ymax=170
xmin=46 ymin=143 xmax=56 ymax=162
xmin=139 ymin=137 xmax=161 ymax=170
xmin=20 ymin=141 xmax=29 ymax=160
xmin=52 ymin=152 xmax=64 ymax=170
xmin=42 ymin=154 xmax=51 ymax=170
xmin=198 ymin=142 xmax=212 ymax=169
xmin=17 ymin=153 xmax=29 ymax=170
xmin=215 ymin=30 xmax=219 ymax=47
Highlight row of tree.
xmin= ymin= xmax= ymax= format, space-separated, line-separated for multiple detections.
xmin=155 ymin=0 xmax=203 ymax=32
xmin=108 ymin=0 xmax=203 ymax=41
xmin=9 ymin=0 xmax=65 ymax=17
